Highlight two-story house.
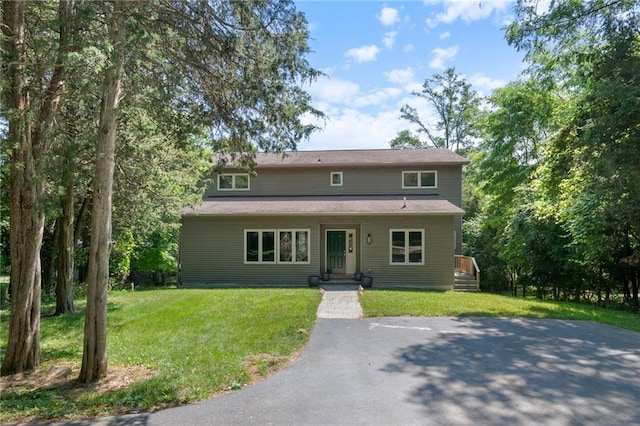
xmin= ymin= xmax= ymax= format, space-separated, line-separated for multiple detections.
xmin=179 ymin=148 xmax=469 ymax=289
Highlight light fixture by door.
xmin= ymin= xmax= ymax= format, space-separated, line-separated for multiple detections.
xmin=367 ymin=234 xmax=372 ymax=245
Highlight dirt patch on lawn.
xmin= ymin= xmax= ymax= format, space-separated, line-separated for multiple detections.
xmin=1 ymin=364 xmax=157 ymax=423
xmin=1 ymin=363 xmax=156 ymax=393
xmin=242 ymin=353 xmax=293 ymax=384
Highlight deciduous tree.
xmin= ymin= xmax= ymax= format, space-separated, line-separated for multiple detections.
xmin=395 ymin=67 xmax=480 ymax=153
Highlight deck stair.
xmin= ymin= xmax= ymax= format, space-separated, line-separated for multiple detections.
xmin=454 ymin=255 xmax=481 ymax=292
xmin=454 ymin=272 xmax=480 ymax=292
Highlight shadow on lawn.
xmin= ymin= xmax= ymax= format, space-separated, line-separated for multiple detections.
xmin=381 ymin=317 xmax=640 ymax=425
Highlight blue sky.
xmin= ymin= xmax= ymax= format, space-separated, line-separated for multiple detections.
xmin=294 ymin=0 xmax=529 ymax=150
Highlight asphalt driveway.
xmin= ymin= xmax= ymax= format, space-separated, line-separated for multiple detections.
xmin=41 ymin=317 xmax=640 ymax=426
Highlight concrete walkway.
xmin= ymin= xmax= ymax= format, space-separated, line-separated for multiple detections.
xmin=316 ymin=284 xmax=363 ymax=319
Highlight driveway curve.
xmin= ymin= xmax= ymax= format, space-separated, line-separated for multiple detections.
xmin=39 ymin=317 xmax=639 ymax=426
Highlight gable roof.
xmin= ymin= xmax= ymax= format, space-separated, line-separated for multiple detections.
xmin=182 ymin=195 xmax=464 ymax=216
xmin=216 ymin=148 xmax=469 ymax=169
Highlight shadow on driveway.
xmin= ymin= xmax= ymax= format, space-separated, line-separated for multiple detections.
xmin=380 ymin=317 xmax=639 ymax=425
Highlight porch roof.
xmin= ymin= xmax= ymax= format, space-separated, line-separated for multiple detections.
xmin=182 ymin=195 xmax=464 ymax=216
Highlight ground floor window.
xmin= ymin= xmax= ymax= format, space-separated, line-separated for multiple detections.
xmin=245 ymin=229 xmax=309 ymax=264
xmin=245 ymin=230 xmax=276 ymax=263
xmin=390 ymin=229 xmax=424 ymax=264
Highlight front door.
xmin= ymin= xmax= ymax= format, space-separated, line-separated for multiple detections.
xmin=327 ymin=231 xmax=346 ymax=273
xmin=327 ymin=229 xmax=356 ymax=275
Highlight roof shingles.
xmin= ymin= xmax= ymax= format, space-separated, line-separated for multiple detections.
xmin=183 ymin=195 xmax=464 ymax=216
xmin=216 ymin=148 xmax=469 ymax=168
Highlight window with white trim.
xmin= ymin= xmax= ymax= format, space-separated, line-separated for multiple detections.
xmin=245 ymin=229 xmax=310 ymax=264
xmin=245 ymin=230 xmax=276 ymax=263
xmin=218 ymin=173 xmax=250 ymax=190
xmin=402 ymin=171 xmax=437 ymax=188
xmin=330 ymin=171 xmax=343 ymax=186
xmin=390 ymin=229 xmax=424 ymax=264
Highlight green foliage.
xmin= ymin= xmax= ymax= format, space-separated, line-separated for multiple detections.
xmin=466 ymin=1 xmax=640 ymax=308
xmin=130 ymin=228 xmax=179 ymax=274
xmin=389 ymin=129 xmax=422 ymax=150
xmin=109 ymin=229 xmax=136 ymax=279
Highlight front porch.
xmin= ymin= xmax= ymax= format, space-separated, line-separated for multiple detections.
xmin=314 ymin=256 xmax=481 ymax=292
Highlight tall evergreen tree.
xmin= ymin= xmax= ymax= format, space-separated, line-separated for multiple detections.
xmin=1 ymin=0 xmax=76 ymax=375
xmin=2 ymin=0 xmax=323 ymax=379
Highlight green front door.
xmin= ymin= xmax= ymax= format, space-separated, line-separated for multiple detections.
xmin=327 ymin=231 xmax=346 ymax=273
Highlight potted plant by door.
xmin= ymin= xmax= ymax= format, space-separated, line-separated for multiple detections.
xmin=308 ymin=275 xmax=321 ymax=287
xmin=321 ymin=269 xmax=331 ymax=281
xmin=354 ymin=272 xmax=363 ymax=282
xmin=361 ymin=276 xmax=373 ymax=288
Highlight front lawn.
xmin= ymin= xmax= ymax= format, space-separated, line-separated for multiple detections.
xmin=0 ymin=288 xmax=322 ymax=423
xmin=360 ymin=289 xmax=640 ymax=332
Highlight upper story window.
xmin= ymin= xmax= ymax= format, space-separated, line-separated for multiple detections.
xmin=330 ymin=172 xmax=343 ymax=186
xmin=402 ymin=171 xmax=437 ymax=189
xmin=218 ymin=173 xmax=249 ymax=191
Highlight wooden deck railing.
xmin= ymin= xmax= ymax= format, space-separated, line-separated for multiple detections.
xmin=454 ymin=255 xmax=480 ymax=289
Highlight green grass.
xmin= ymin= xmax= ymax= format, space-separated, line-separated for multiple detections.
xmin=360 ymin=289 xmax=640 ymax=332
xmin=1 ymin=287 xmax=322 ymax=422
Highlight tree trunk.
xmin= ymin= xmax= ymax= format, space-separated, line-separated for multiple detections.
xmin=3 ymin=152 xmax=44 ymax=374
xmin=74 ymin=193 xmax=91 ymax=243
xmin=55 ymin=179 xmax=76 ymax=315
xmin=2 ymin=0 xmax=74 ymax=376
xmin=1 ymin=0 xmax=42 ymax=376
xmin=55 ymin=99 xmax=81 ymax=315
xmin=79 ymin=4 xmax=126 ymax=382
xmin=75 ymin=194 xmax=92 ymax=284
xmin=42 ymin=220 xmax=59 ymax=297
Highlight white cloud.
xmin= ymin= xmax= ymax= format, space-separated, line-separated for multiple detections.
xmin=300 ymin=72 xmax=446 ymax=151
xmin=429 ymin=45 xmax=459 ymax=69
xmin=403 ymin=44 xmax=414 ymax=53
xmin=382 ymin=31 xmax=397 ymax=49
xmin=439 ymin=31 xmax=451 ymax=39
xmin=404 ymin=81 xmax=425 ymax=94
xmin=345 ymin=45 xmax=381 ymax=63
xmin=384 ymin=67 xmax=415 ymax=84
xmin=353 ymin=88 xmax=403 ymax=108
xmin=299 ymin=108 xmax=405 ymax=151
xmin=468 ymin=73 xmax=507 ymax=96
xmin=306 ymin=74 xmax=403 ymax=109
xmin=307 ymin=76 xmax=360 ymax=105
xmin=425 ymin=0 xmax=513 ymax=27
xmin=378 ymin=6 xmax=399 ymax=26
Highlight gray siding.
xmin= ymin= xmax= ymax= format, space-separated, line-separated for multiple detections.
xmin=180 ymin=216 xmax=320 ymax=286
xmin=205 ymin=165 xmax=463 ymax=253
xmin=180 ymin=214 xmax=455 ymax=289
xmin=359 ymin=216 xmax=455 ymax=289
xmin=206 ymin=165 xmax=462 ymax=203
